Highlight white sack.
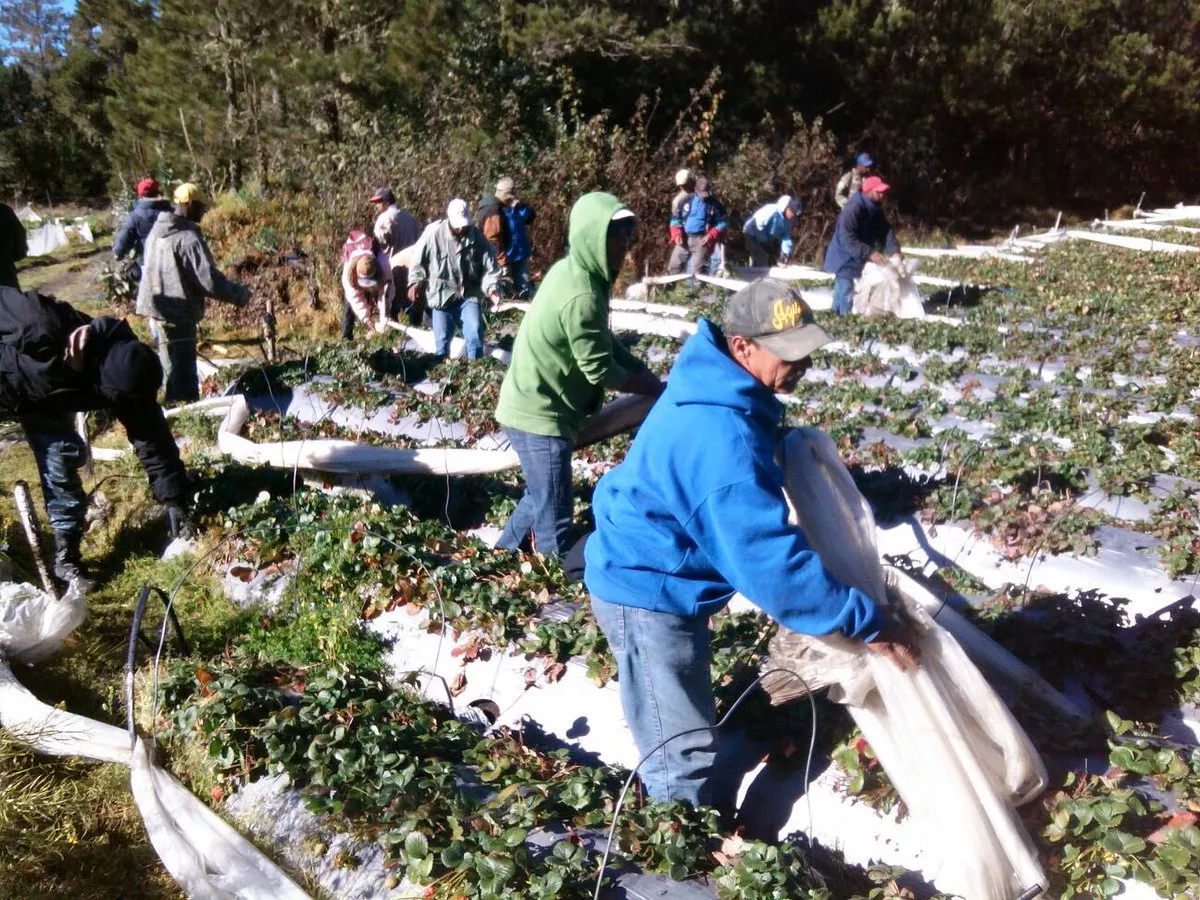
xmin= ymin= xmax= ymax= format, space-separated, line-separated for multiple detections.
xmin=852 ymin=259 xmax=925 ymax=319
xmin=0 ymin=580 xmax=86 ymax=663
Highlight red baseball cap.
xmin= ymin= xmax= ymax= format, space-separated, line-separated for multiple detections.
xmin=136 ymin=178 xmax=161 ymax=198
xmin=862 ymin=175 xmax=890 ymax=194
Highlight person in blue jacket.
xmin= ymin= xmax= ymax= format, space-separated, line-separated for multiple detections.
xmin=667 ymin=176 xmax=728 ymax=278
xmin=742 ymin=195 xmax=801 ymax=268
xmin=112 ymin=178 xmax=172 ymax=265
xmin=584 ymin=278 xmax=918 ymax=811
xmin=822 ymin=175 xmax=902 ymax=317
xmin=496 ymin=177 xmax=537 ymax=299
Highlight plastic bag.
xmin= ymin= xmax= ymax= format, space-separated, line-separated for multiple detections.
xmin=761 ymin=427 xmax=1048 ymax=900
xmin=0 ymin=580 xmax=86 ymax=664
xmin=853 ymin=258 xmax=925 ymax=319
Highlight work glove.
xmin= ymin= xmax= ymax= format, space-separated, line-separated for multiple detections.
xmin=669 ymin=225 xmax=684 ymax=247
xmin=233 ymin=283 xmax=252 ymax=307
xmin=703 ymin=227 xmax=721 ymax=250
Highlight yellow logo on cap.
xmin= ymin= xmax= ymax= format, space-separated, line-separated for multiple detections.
xmin=771 ymin=297 xmax=805 ymax=331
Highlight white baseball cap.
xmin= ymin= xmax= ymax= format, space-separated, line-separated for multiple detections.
xmin=674 ymin=168 xmax=692 ymax=187
xmin=447 ymin=198 xmax=470 ymax=229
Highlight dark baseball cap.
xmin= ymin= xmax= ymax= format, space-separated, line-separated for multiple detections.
xmin=722 ymin=278 xmax=833 ymax=362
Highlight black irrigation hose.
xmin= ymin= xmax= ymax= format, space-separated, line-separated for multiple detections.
xmin=125 ymin=583 xmax=189 ymax=746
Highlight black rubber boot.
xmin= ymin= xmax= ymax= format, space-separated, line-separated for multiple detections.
xmin=166 ymin=505 xmax=197 ymax=540
xmin=52 ymin=531 xmax=86 ymax=586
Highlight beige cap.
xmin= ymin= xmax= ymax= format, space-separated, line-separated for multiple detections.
xmin=674 ymin=168 xmax=692 ymax=187
xmin=495 ymin=177 xmax=516 ymax=202
xmin=173 ymin=182 xmax=207 ymax=205
xmin=353 ymin=254 xmax=378 ymax=288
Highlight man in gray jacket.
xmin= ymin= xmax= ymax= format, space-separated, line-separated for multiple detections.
xmin=407 ymin=198 xmax=500 ymax=359
xmin=137 ymin=183 xmax=249 ymax=401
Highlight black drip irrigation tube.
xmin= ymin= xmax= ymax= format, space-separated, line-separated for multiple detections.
xmin=124 ymin=584 xmax=190 ymax=744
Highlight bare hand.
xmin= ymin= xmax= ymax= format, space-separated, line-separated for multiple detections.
xmin=407 ymin=283 xmax=422 ymax=304
xmin=64 ymin=326 xmax=90 ymax=371
xmin=867 ymin=615 xmax=921 ymax=672
xmin=869 ymin=251 xmax=888 ymax=265
xmin=373 ymin=318 xmax=388 ymax=334
xmin=675 ymin=235 xmax=685 ymax=247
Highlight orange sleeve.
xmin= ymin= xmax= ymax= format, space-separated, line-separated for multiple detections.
xmin=481 ymin=213 xmax=508 ymax=268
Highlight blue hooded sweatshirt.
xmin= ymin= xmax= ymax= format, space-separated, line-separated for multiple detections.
xmin=584 ymin=318 xmax=884 ymax=640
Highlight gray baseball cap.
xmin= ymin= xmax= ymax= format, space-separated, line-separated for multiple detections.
xmin=721 ymin=278 xmax=833 ymax=362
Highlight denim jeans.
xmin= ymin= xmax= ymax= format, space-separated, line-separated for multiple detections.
xmin=496 ymin=426 xmax=574 ymax=555
xmin=150 ymin=318 xmax=200 ymax=401
xmin=590 ymin=596 xmax=724 ymax=809
xmin=833 ymin=276 xmax=855 ymax=317
xmin=509 ymin=258 xmax=534 ymax=299
xmin=21 ymin=411 xmax=88 ymax=537
xmin=431 ymin=298 xmax=484 ymax=359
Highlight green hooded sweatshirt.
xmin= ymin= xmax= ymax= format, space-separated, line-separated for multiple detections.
xmin=496 ymin=192 xmax=642 ymax=439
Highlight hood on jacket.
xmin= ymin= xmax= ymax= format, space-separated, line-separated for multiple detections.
xmin=567 ymin=191 xmax=627 ymax=286
xmin=153 ymin=211 xmax=201 ymax=238
xmin=665 ymin=318 xmax=784 ymax=425
xmin=477 ymin=193 xmax=502 ymax=212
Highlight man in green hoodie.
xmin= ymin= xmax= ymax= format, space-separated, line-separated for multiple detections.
xmin=496 ymin=192 xmax=663 ymax=556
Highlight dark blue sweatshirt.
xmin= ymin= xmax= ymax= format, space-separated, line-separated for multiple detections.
xmin=822 ymin=191 xmax=899 ymax=280
xmin=113 ymin=198 xmax=172 ymax=262
xmin=584 ymin=319 xmax=883 ymax=639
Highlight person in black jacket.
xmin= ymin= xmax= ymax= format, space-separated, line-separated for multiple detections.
xmin=112 ymin=178 xmax=172 ymax=266
xmin=0 ymin=286 xmax=191 ymax=584
xmin=0 ymin=202 xmax=27 ymax=290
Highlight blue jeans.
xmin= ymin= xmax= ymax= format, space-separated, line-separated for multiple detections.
xmin=431 ymin=298 xmax=484 ymax=359
xmin=833 ymin=276 xmax=855 ymax=316
xmin=591 ymin=596 xmax=724 ymax=809
xmin=510 ymin=258 xmax=534 ymax=299
xmin=496 ymin=427 xmax=573 ymax=555
xmin=21 ymin=411 xmax=88 ymax=537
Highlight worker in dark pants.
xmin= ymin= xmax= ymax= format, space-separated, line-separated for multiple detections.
xmin=1 ymin=287 xmax=192 ymax=586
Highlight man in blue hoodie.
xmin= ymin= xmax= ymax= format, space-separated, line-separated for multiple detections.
xmin=822 ymin=175 xmax=901 ymax=317
xmin=584 ymin=278 xmax=918 ymax=811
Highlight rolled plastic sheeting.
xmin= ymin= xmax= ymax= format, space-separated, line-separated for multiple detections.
xmin=575 ymin=393 xmax=658 ymax=448
xmin=1 ymin=581 xmax=312 ymax=900
xmin=762 ymin=427 xmax=1049 ymax=900
xmin=0 ymin=657 xmax=131 ymax=764
xmin=131 ymin=738 xmax=311 ymax=900
xmin=217 ymin=393 xmax=519 ymax=474
xmin=215 ymin=390 xmax=655 ymax=476
xmin=1064 ymin=230 xmax=1198 ymax=255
